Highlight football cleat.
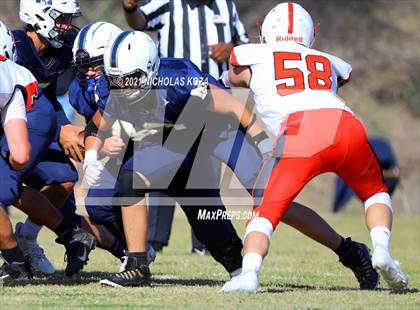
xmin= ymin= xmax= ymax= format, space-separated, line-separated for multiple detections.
xmin=100 ymin=265 xmax=151 ymax=288
xmin=0 ymin=260 xmax=32 ymax=286
xmin=372 ymin=245 xmax=408 ymax=291
xmin=192 ymin=245 xmax=210 ymax=256
xmin=55 ymin=227 xmax=96 ymax=276
xmin=119 ymin=246 xmax=156 ymax=273
xmin=339 ymin=238 xmax=379 ymax=290
xmin=15 ymin=222 xmax=55 ymax=275
xmin=219 ymin=269 xmax=258 ymax=293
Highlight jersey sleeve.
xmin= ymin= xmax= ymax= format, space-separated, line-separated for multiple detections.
xmin=1 ymin=89 xmax=27 ymax=125
xmin=0 ymin=59 xmax=38 ymax=112
xmin=16 ymin=80 xmax=38 ymax=112
xmin=230 ymin=44 xmax=269 ymax=67
xmin=139 ymin=0 xmax=170 ymax=30
xmin=329 ymin=54 xmax=352 ymax=85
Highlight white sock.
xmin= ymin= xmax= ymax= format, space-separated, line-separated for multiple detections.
xmin=21 ymin=218 xmax=42 ymax=239
xmin=242 ymin=252 xmax=263 ymax=273
xmin=370 ymin=226 xmax=391 ymax=251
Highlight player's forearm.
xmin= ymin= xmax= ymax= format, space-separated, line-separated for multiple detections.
xmin=85 ymin=134 xmax=103 ymax=153
xmin=209 ymin=83 xmax=262 ymax=137
xmin=3 ymin=118 xmax=30 ymax=170
xmin=123 ymin=0 xmax=147 ymax=30
xmin=84 ymin=111 xmax=114 ymax=151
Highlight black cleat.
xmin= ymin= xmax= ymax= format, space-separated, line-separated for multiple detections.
xmin=339 ymin=238 xmax=380 ymax=290
xmin=100 ymin=265 xmax=151 ymax=288
xmin=192 ymin=245 xmax=210 ymax=256
xmin=55 ymin=227 xmax=96 ymax=276
xmin=101 ymin=254 xmax=151 ymax=287
xmin=0 ymin=260 xmax=32 ymax=286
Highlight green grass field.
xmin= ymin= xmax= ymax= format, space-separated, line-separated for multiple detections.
xmin=1 ymin=208 xmax=419 ymax=310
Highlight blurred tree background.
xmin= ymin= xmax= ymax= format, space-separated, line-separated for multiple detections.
xmin=0 ymin=0 xmax=419 ymax=213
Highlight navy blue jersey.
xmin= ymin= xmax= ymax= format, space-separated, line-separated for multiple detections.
xmin=101 ymin=58 xmax=224 ymax=128
xmin=13 ymin=28 xmax=78 ymax=125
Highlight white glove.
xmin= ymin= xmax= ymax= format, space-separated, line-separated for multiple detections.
xmin=257 ymin=138 xmax=273 ymax=162
xmin=83 ymin=149 xmax=104 ymax=186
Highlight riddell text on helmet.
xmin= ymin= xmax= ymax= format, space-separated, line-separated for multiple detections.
xmin=276 ymin=35 xmax=304 ymax=43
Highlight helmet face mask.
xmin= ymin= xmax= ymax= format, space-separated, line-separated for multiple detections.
xmin=107 ymin=70 xmax=150 ymax=90
xmin=74 ymin=49 xmax=104 ymax=75
xmin=73 ymin=22 xmax=123 ymax=78
xmin=103 ymin=30 xmax=160 ymax=117
xmin=106 ymin=69 xmax=153 ymax=115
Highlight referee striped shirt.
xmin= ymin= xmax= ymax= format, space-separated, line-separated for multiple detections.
xmin=138 ymin=0 xmax=249 ymax=78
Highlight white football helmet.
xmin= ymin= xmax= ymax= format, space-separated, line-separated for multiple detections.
xmin=19 ymin=0 xmax=81 ymax=49
xmin=104 ymin=31 xmax=160 ymax=90
xmin=261 ymin=2 xmax=315 ymax=48
xmin=73 ymin=22 xmax=122 ymax=73
xmin=0 ymin=20 xmax=16 ymax=61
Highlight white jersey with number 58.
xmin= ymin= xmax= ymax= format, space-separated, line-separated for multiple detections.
xmin=231 ymin=42 xmax=353 ymax=135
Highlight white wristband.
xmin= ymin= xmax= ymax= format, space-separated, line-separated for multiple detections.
xmin=84 ymin=149 xmax=98 ymax=162
xmin=220 ymin=70 xmax=231 ymax=88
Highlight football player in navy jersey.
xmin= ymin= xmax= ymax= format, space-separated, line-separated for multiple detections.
xmin=84 ymin=31 xmax=380 ymax=288
xmin=8 ymin=0 xmax=123 ymax=276
xmin=0 ymin=19 xmax=99 ymax=283
xmin=68 ymin=22 xmax=156 ymax=266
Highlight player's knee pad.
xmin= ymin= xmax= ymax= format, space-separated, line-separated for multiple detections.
xmin=205 ymin=233 xmax=243 ymax=274
xmin=118 ymin=170 xmax=148 ymax=204
xmin=244 ymin=217 xmax=274 ymax=240
xmin=364 ymin=192 xmax=393 ymax=213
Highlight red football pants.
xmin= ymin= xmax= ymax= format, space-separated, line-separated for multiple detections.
xmin=252 ymin=109 xmax=388 ymax=230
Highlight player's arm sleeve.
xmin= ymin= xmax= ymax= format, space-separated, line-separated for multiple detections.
xmin=229 ymin=0 xmax=249 ymax=45
xmin=330 ymin=55 xmax=352 ymax=86
xmin=139 ymin=0 xmax=170 ymax=30
xmin=230 ymin=44 xmax=266 ymax=67
xmin=1 ymin=89 xmax=27 ymax=125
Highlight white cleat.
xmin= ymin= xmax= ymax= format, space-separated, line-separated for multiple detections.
xmin=219 ymin=270 xmax=258 ymax=293
xmin=118 ymin=245 xmax=157 ymax=273
xmin=15 ymin=222 xmax=55 ymax=275
xmin=372 ymin=245 xmax=408 ymax=291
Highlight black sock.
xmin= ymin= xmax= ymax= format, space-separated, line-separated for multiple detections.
xmin=109 ymin=239 xmax=126 ymax=259
xmin=334 ymin=237 xmax=352 ymax=257
xmin=1 ymin=246 xmax=25 ymax=264
xmin=53 ymin=219 xmax=75 ymax=236
xmin=126 ymin=251 xmax=147 ymax=269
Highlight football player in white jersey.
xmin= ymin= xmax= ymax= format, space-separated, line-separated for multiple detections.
xmin=220 ymin=2 xmax=408 ymax=293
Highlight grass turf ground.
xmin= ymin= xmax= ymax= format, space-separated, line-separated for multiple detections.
xmin=1 ymin=208 xmax=419 ymax=310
